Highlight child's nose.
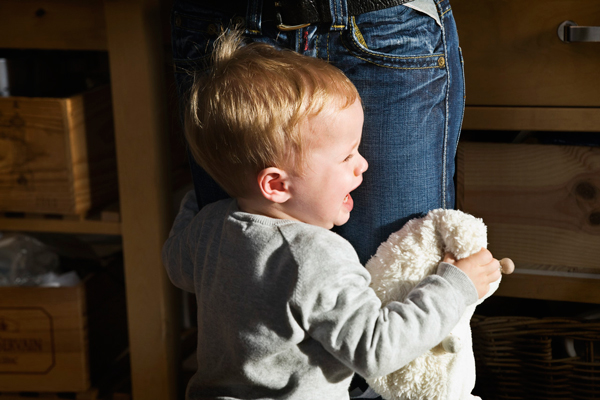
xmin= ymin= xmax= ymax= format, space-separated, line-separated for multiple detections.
xmin=354 ymin=155 xmax=368 ymax=176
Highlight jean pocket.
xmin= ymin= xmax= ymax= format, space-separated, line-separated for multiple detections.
xmin=342 ymin=5 xmax=445 ymax=70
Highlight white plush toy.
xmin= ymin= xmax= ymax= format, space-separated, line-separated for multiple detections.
xmin=365 ymin=209 xmax=510 ymax=400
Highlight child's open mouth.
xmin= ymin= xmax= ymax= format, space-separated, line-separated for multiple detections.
xmin=343 ymin=193 xmax=354 ymax=211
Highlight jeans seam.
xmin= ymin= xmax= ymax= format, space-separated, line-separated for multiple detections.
xmin=438 ymin=2 xmax=449 ymax=209
xmin=331 ymin=0 xmax=339 ymax=29
xmin=344 ymin=32 xmax=444 ymax=66
xmin=331 ymin=0 xmax=347 ymax=30
xmin=351 ymin=17 xmax=368 ymax=48
xmin=246 ymin=0 xmax=261 ymax=34
xmin=345 ymin=53 xmax=445 ymax=70
xmin=332 ymin=0 xmax=338 ymax=24
xmin=456 ymin=46 xmax=466 ymax=164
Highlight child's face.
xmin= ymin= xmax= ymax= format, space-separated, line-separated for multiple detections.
xmin=286 ymin=99 xmax=368 ymax=229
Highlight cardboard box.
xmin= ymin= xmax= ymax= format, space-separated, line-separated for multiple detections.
xmin=457 ymin=141 xmax=600 ymax=273
xmin=0 ymin=87 xmax=118 ymax=217
xmin=0 ymin=283 xmax=89 ymax=392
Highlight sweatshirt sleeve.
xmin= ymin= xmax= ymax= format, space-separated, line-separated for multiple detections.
xmin=161 ymin=190 xmax=199 ymax=293
xmin=285 ymin=228 xmax=477 ymax=379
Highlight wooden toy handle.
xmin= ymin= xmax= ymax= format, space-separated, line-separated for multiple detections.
xmin=499 ymin=258 xmax=515 ymax=274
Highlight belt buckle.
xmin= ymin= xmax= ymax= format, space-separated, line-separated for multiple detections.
xmin=275 ymin=1 xmax=310 ymax=31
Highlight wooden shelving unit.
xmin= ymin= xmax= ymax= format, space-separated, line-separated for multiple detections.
xmin=494 ymin=271 xmax=600 ymax=304
xmin=453 ymin=0 xmax=600 ymax=304
xmin=0 ymin=1 xmax=180 ymax=399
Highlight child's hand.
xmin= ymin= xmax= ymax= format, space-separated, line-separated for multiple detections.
xmin=443 ymin=248 xmax=501 ymax=299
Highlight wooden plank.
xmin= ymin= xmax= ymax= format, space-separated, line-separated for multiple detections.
xmin=0 ymin=1 xmax=107 ymax=51
xmin=488 ymin=224 xmax=599 ymax=270
xmin=0 ymin=95 xmax=73 ymax=213
xmin=0 ymin=388 xmax=98 ymax=399
xmin=463 ymin=106 xmax=600 ymax=132
xmin=496 ymin=272 xmax=600 ymax=304
xmin=68 ymin=88 xmax=119 ymax=216
xmin=0 ymin=217 xmax=121 ymax=235
xmin=452 ymin=0 xmax=600 ymax=107
xmin=103 ymin=1 xmax=180 ymax=399
xmin=457 ymin=142 xmax=600 ymax=272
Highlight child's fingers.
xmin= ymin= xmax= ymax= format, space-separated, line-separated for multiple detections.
xmin=443 ymin=252 xmax=456 ymax=264
xmin=484 ymin=257 xmax=502 ymax=281
xmin=470 ymin=248 xmax=493 ymax=265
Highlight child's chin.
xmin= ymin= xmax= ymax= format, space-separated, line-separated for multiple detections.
xmin=333 ymin=214 xmax=351 ymax=227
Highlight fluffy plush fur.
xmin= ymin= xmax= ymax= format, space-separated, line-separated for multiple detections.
xmin=365 ymin=209 xmax=500 ymax=400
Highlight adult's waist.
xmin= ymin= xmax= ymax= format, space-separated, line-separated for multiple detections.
xmin=202 ymin=0 xmax=415 ymax=27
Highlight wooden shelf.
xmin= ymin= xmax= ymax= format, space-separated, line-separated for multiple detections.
xmin=0 ymin=0 xmax=107 ymax=51
xmin=463 ymin=106 xmax=600 ymax=132
xmin=0 ymin=217 xmax=121 ymax=235
xmin=496 ymin=271 xmax=600 ymax=304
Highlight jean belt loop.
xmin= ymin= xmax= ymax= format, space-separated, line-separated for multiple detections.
xmin=245 ymin=0 xmax=263 ymax=35
xmin=328 ymin=0 xmax=349 ymax=31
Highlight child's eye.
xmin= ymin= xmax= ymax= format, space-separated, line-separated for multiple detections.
xmin=343 ymin=154 xmax=353 ymax=162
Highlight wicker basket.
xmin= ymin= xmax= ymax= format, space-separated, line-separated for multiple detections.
xmin=471 ymin=315 xmax=600 ymax=400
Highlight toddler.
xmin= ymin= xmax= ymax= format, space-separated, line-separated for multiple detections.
xmin=162 ymin=30 xmax=500 ymax=400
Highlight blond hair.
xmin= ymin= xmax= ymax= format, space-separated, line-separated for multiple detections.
xmin=185 ymin=29 xmax=359 ymax=198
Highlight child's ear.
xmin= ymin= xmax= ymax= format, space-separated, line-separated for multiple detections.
xmin=257 ymin=167 xmax=292 ymax=203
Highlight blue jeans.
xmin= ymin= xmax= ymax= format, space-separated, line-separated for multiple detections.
xmin=171 ymin=0 xmax=465 ymax=265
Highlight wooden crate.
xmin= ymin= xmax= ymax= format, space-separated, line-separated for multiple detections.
xmin=0 ymin=283 xmax=89 ymax=392
xmin=457 ymin=141 xmax=600 ymax=273
xmin=0 ymin=87 xmax=118 ymax=217
xmin=0 ymin=258 xmax=129 ymax=394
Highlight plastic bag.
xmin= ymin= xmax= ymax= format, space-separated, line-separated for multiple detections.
xmin=0 ymin=233 xmax=61 ymax=286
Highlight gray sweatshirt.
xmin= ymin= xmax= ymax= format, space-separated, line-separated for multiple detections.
xmin=162 ymin=191 xmax=478 ymax=400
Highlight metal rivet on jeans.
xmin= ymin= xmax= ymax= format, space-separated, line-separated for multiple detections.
xmin=233 ymin=16 xmax=246 ymax=27
xmin=207 ymin=24 xmax=218 ymax=35
xmin=438 ymin=56 xmax=446 ymax=68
